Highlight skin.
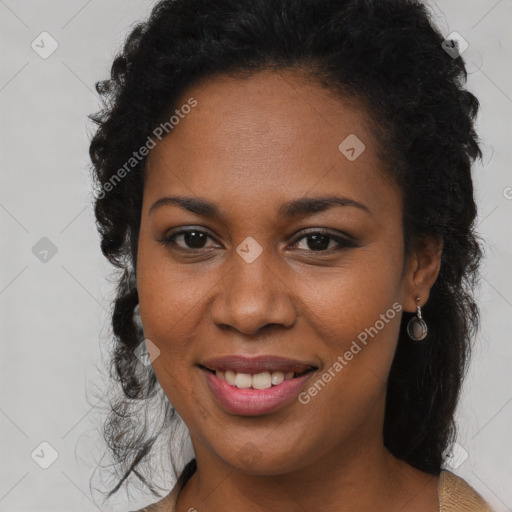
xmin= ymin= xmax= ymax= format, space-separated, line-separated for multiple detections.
xmin=136 ymin=69 xmax=443 ymax=511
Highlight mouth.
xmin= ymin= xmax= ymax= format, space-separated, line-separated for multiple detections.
xmin=199 ymin=355 xmax=318 ymax=416
xmin=199 ymin=366 xmax=315 ymax=390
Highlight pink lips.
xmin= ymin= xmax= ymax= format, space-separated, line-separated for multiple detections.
xmin=201 ymin=355 xmax=315 ymax=374
xmin=200 ymin=355 xmax=317 ymax=416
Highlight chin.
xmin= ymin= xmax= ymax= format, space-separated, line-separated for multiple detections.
xmin=213 ymin=440 xmax=318 ymax=477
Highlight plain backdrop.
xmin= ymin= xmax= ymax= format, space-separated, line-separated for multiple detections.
xmin=1 ymin=0 xmax=511 ymax=510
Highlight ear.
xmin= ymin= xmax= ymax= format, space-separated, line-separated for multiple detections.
xmin=403 ymin=235 xmax=443 ymax=312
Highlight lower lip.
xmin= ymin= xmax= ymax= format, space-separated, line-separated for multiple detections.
xmin=202 ymin=368 xmax=315 ymax=416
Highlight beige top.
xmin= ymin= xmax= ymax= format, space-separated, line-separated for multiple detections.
xmin=132 ymin=467 xmax=493 ymax=512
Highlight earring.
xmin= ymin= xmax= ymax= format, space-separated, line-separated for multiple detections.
xmin=407 ymin=298 xmax=428 ymax=341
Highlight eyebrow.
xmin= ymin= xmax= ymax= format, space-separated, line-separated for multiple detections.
xmin=148 ymin=195 xmax=371 ymax=220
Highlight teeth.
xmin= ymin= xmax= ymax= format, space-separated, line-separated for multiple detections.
xmin=271 ymin=371 xmax=284 ymax=386
xmin=224 ymin=370 xmax=236 ymax=386
xmin=252 ymin=372 xmax=272 ymax=389
xmin=216 ymin=370 xmax=298 ymax=388
xmin=234 ymin=373 xmax=252 ymax=388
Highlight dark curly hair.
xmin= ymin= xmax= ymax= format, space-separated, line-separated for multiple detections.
xmin=89 ymin=0 xmax=483 ymax=499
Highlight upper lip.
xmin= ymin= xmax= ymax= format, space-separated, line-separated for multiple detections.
xmin=200 ymin=355 xmax=317 ymax=374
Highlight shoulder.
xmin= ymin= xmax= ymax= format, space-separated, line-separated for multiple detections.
xmin=439 ymin=470 xmax=493 ymax=512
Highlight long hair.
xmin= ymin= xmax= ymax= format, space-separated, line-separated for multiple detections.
xmin=89 ymin=0 xmax=482 ymax=498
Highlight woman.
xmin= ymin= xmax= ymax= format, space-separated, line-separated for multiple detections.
xmin=89 ymin=0 xmax=492 ymax=510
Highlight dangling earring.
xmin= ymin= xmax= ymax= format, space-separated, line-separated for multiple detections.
xmin=407 ymin=298 xmax=428 ymax=341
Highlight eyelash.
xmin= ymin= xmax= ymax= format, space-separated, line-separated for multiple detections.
xmin=157 ymin=228 xmax=358 ymax=254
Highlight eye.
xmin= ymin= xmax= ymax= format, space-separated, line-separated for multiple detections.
xmin=158 ymin=227 xmax=358 ymax=254
xmin=290 ymin=229 xmax=358 ymax=252
xmin=158 ymin=228 xmax=219 ymax=251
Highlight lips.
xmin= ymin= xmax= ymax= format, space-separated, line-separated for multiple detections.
xmin=201 ymin=355 xmax=316 ymax=375
xmin=199 ymin=355 xmax=318 ymax=416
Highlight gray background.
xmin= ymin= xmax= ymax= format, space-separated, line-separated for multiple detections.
xmin=1 ymin=0 xmax=511 ymax=510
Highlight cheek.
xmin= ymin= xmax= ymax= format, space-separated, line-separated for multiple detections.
xmin=288 ymin=286 xmax=403 ymax=463
xmin=293 ymin=247 xmax=405 ymax=412
xmin=135 ymin=244 xmax=206 ymax=411
xmin=299 ymin=247 xmax=404 ymax=348
xmin=137 ymin=242 xmax=216 ymax=349
xmin=137 ymin=256 xmax=206 ymax=420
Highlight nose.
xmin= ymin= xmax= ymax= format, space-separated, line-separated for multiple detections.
xmin=210 ymin=246 xmax=297 ymax=336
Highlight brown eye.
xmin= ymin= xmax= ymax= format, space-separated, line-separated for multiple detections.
xmin=291 ymin=230 xmax=359 ymax=252
xmin=158 ymin=229 xmax=218 ymax=251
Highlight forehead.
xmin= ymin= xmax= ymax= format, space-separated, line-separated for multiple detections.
xmin=144 ymin=69 xmax=399 ymax=220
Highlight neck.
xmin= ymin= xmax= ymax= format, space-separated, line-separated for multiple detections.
xmin=175 ymin=437 xmax=430 ymax=512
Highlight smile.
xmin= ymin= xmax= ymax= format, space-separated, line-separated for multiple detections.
xmin=199 ymin=355 xmax=318 ymax=416
xmin=208 ymin=369 xmax=310 ymax=389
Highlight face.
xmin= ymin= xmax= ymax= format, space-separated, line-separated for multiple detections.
xmin=136 ymin=69 xmax=430 ymax=475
